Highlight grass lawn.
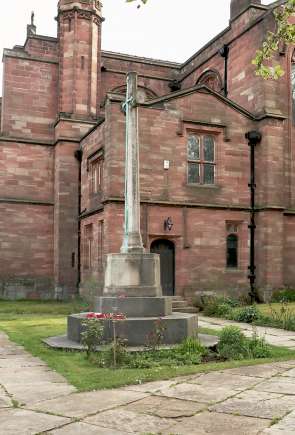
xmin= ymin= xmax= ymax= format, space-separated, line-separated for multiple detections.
xmin=1 ymin=300 xmax=295 ymax=392
xmin=0 ymin=299 xmax=90 ymax=318
xmin=256 ymin=303 xmax=295 ymax=316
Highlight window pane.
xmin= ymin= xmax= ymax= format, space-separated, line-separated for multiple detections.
xmin=187 ymin=135 xmax=200 ymax=160
xmin=204 ymin=164 xmax=214 ymax=184
xmin=227 ymin=234 xmax=238 ymax=268
xmin=204 ymin=136 xmax=215 ymax=162
xmin=188 ymin=162 xmax=200 ymax=183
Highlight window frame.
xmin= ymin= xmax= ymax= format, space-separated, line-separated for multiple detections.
xmin=187 ymin=133 xmax=216 ymax=186
xmin=98 ymin=220 xmax=104 ymax=271
xmin=226 ymin=233 xmax=239 ymax=269
xmin=84 ymin=224 xmax=93 ymax=270
xmin=87 ymin=149 xmax=104 ymax=196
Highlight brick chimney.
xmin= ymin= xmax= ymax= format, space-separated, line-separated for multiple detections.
xmin=230 ymin=0 xmax=262 ymax=21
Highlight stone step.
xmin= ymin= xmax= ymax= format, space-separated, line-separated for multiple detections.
xmin=171 ymin=296 xmax=183 ymax=301
xmin=172 ymin=300 xmax=188 ymax=309
xmin=174 ymin=306 xmax=199 ymax=314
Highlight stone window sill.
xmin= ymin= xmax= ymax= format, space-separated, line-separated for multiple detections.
xmin=186 ymin=184 xmax=221 ymax=190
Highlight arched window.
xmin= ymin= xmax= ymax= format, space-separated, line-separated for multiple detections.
xmin=226 ymin=234 xmax=238 ymax=268
xmin=110 ymin=85 xmax=158 ymax=102
xmin=196 ymin=69 xmax=223 ymax=93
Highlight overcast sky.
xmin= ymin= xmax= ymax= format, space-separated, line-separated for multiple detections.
xmin=0 ymin=0 xmax=274 ymax=91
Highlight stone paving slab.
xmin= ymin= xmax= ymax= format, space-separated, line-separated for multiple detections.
xmin=188 ymin=371 xmax=262 ymax=390
xmin=48 ymin=422 xmax=129 ymax=434
xmin=123 ymin=379 xmax=181 ymax=394
xmin=0 ymin=408 xmax=71 ymax=435
xmin=280 ymin=367 xmax=295 ymax=377
xmin=0 ymin=355 xmax=47 ymax=368
xmin=155 ymin=381 xmax=238 ymax=404
xmin=30 ymin=389 xmax=149 ymax=418
xmin=0 ymin=386 xmax=12 ymax=408
xmin=0 ymin=366 xmax=67 ymax=384
xmin=124 ymin=395 xmax=206 ymax=418
xmin=261 ymin=410 xmax=295 ymax=434
xmin=273 ymin=360 xmax=295 ymax=368
xmin=162 ymin=411 xmax=269 ymax=435
xmin=224 ymin=363 xmax=289 ymax=378
xmin=4 ymin=381 xmax=76 ymax=406
xmin=0 ymin=345 xmax=25 ymax=356
xmin=254 ymin=376 xmax=295 ymax=395
xmin=4 ymin=330 xmax=295 ymax=434
xmin=84 ymin=408 xmax=176 ymax=433
xmin=210 ymin=389 xmax=295 ymax=420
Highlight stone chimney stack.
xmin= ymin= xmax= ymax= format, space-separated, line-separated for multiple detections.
xmin=230 ymin=0 xmax=262 ymax=21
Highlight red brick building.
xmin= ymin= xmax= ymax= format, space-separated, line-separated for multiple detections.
xmin=0 ymin=0 xmax=294 ymax=301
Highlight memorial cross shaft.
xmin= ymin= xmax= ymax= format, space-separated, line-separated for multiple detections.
xmin=121 ymin=72 xmax=144 ymax=253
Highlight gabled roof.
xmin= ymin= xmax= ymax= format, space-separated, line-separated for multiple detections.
xmin=140 ymin=84 xmax=287 ymax=121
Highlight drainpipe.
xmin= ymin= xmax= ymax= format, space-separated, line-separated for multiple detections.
xmin=74 ymin=148 xmax=83 ymax=292
xmin=245 ymin=130 xmax=262 ymax=303
xmin=219 ymin=44 xmax=229 ymax=98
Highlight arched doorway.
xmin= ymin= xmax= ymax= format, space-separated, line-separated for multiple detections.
xmin=150 ymin=239 xmax=175 ymax=296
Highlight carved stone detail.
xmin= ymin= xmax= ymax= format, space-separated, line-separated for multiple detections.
xmin=93 ymin=16 xmax=101 ymax=26
xmin=77 ymin=11 xmax=92 ymax=20
xmin=62 ymin=11 xmax=75 ymax=21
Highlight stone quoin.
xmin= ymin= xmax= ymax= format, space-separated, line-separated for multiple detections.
xmin=0 ymin=0 xmax=295 ymax=303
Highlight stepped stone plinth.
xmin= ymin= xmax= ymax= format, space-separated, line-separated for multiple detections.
xmin=68 ymin=311 xmax=197 ymax=347
xmin=66 ymin=251 xmax=198 ymax=347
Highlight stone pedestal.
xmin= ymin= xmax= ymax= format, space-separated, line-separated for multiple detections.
xmin=104 ymin=253 xmax=161 ymax=297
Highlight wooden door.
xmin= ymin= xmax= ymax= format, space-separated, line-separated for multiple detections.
xmin=150 ymin=239 xmax=175 ymax=296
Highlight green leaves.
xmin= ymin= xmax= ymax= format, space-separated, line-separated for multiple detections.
xmin=126 ymin=0 xmax=148 ymax=8
xmin=253 ymin=0 xmax=295 ymax=79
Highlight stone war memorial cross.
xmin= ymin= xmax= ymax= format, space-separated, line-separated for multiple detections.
xmin=121 ymin=72 xmax=144 ymax=254
xmin=67 ymin=72 xmax=197 ymax=347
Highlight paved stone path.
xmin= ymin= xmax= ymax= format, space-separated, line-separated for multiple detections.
xmin=199 ymin=315 xmax=295 ymax=349
xmin=2 ymin=330 xmax=295 ymax=434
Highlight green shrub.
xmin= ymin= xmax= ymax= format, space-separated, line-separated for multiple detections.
xmin=81 ymin=318 xmax=104 ymax=358
xmin=217 ymin=326 xmax=247 ymax=360
xmin=222 ymin=297 xmax=241 ymax=308
xmin=145 ymin=318 xmax=166 ymax=351
xmin=218 ymin=325 xmax=272 ymax=360
xmin=175 ymin=336 xmax=208 ymax=364
xmin=202 ymin=296 xmax=240 ymax=317
xmin=170 ymin=351 xmax=202 ymax=365
xmin=272 ymin=289 xmax=295 ymax=303
xmin=177 ymin=336 xmax=208 ymax=356
xmin=103 ymin=338 xmax=130 ymax=368
xmin=246 ymin=331 xmax=271 ymax=359
xmin=127 ymin=353 xmax=156 ymax=369
xmin=233 ymin=305 xmax=261 ymax=323
xmin=126 ymin=337 xmax=206 ymax=369
xmin=267 ymin=302 xmax=295 ymax=330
